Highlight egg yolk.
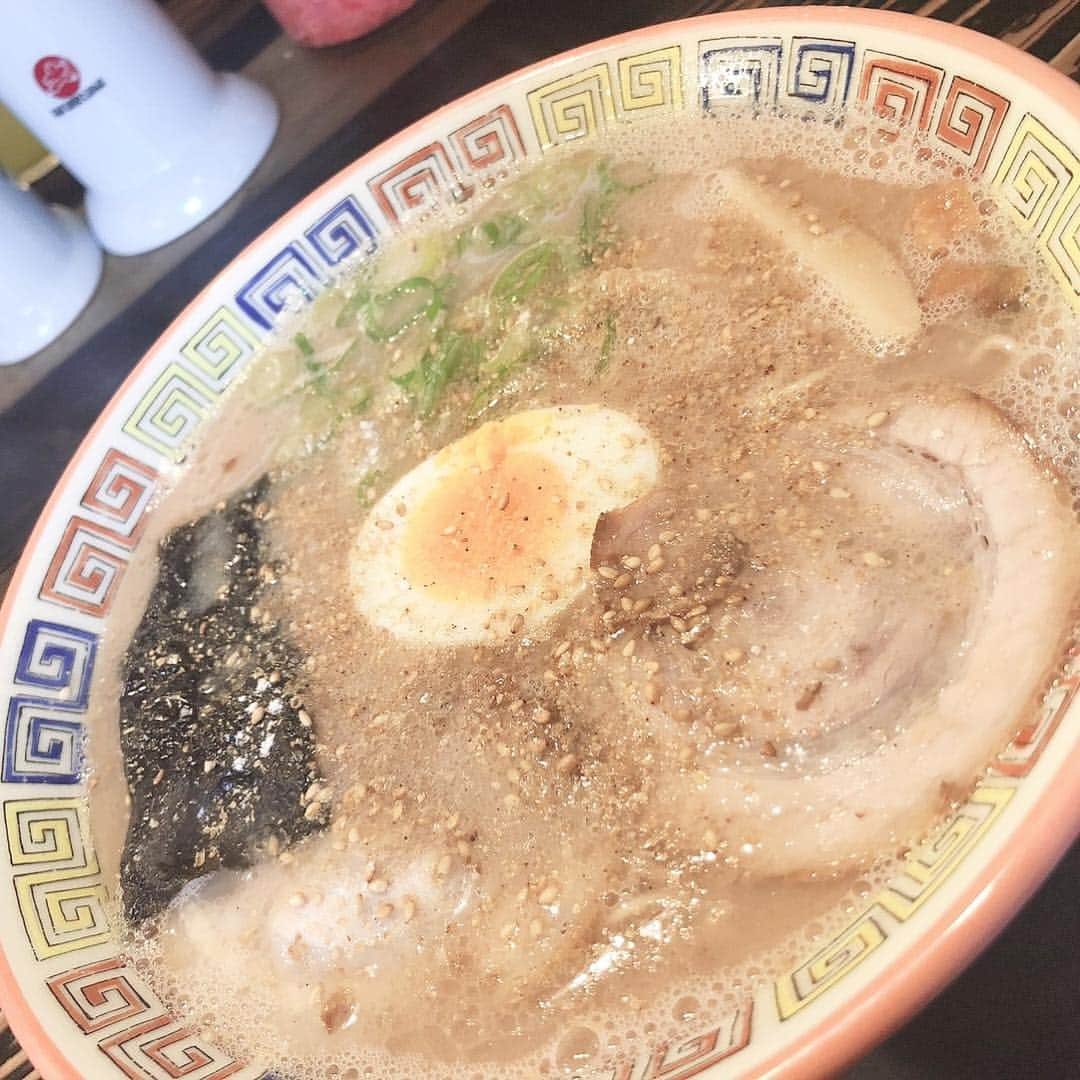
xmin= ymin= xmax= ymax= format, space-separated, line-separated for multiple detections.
xmin=400 ymin=441 xmax=569 ymax=605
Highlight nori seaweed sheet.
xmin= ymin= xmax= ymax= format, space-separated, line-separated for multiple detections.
xmin=118 ymin=479 xmax=326 ymax=923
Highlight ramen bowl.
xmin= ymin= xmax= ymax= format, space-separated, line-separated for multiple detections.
xmin=1 ymin=8 xmax=1078 ymax=1078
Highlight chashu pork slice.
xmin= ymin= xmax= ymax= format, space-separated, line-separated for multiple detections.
xmin=713 ymin=395 xmax=1079 ymax=872
xmin=597 ymin=394 xmax=1080 ymax=875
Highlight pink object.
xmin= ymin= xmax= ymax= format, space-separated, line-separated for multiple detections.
xmin=263 ymin=0 xmax=418 ymax=46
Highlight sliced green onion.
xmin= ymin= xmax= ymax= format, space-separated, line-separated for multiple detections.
xmin=334 ymin=288 xmax=371 ymax=329
xmin=357 ymin=468 xmax=386 ymax=507
xmin=365 ymin=277 xmax=443 ymax=342
xmin=595 ymin=312 xmax=616 ymax=375
xmin=492 ymin=242 xmax=562 ymax=305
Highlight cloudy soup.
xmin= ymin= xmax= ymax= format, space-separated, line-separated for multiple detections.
xmin=86 ymin=109 xmax=1080 ymax=1079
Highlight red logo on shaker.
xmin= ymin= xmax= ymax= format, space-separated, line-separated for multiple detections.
xmin=33 ymin=56 xmax=81 ymax=100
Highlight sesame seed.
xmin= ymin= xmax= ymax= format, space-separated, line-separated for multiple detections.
xmin=556 ymin=753 xmax=579 ymax=774
xmin=375 ymin=518 xmax=394 ymax=531
xmin=647 ymin=557 xmax=665 ymax=574
xmin=795 ymin=681 xmax=823 ymax=710
xmin=622 ymin=556 xmax=642 ymax=570
xmin=829 ymin=487 xmax=850 ymax=499
xmin=597 ymin=565 xmax=619 ymax=580
xmin=866 ymin=410 xmax=889 ymax=429
xmin=723 ymin=647 xmax=745 ymax=663
xmin=647 ymin=543 xmax=662 ymax=561
xmin=436 ymin=854 xmax=452 ymax=877
xmin=621 ymin=638 xmax=637 ymax=657
xmin=613 ymin=573 xmax=633 ymax=588
xmin=510 ymin=613 xmax=525 ymax=634
xmin=862 ymin=551 xmax=888 ymax=567
xmin=644 ymin=681 xmax=660 ymax=705
xmin=535 ymin=708 xmax=553 ymax=725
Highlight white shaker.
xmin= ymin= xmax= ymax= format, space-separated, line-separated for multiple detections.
xmin=0 ymin=174 xmax=103 ymax=365
xmin=0 ymin=0 xmax=279 ymax=255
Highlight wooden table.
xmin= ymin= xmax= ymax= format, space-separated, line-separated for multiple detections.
xmin=1 ymin=1 xmax=1078 ymax=1077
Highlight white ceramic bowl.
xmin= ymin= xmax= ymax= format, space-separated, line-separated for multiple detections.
xmin=1 ymin=10 xmax=1078 ymax=1078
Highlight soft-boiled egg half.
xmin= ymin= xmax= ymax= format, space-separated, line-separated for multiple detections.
xmin=351 ymin=405 xmax=660 ymax=645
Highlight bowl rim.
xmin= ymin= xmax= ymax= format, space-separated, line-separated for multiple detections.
xmin=2 ymin=7 xmax=1079 ymax=1078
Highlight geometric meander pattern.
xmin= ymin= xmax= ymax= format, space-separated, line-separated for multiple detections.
xmin=774 ymin=783 xmax=1014 ymax=1018
xmin=3 ymin=25 xmax=1080 ymax=1080
xmin=994 ymin=113 xmax=1080 ymax=304
xmin=38 ymin=448 xmax=159 ymax=619
xmin=3 ymin=619 xmax=97 ymax=783
xmin=603 ymin=999 xmax=753 ymax=1079
xmin=369 ymin=105 xmax=527 ymax=222
xmin=528 ymin=46 xmax=683 ymax=150
xmin=5 ymin=799 xmax=109 ymax=960
xmin=49 ymin=957 xmax=248 ymax=1077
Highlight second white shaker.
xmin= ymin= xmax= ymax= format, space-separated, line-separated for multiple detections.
xmin=0 ymin=0 xmax=279 ymax=255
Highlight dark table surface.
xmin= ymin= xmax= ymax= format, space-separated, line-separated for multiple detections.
xmin=0 ymin=1 xmax=1078 ymax=1077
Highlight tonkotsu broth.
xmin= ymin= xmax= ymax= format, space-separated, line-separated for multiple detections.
xmin=86 ymin=110 xmax=1080 ymax=1079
